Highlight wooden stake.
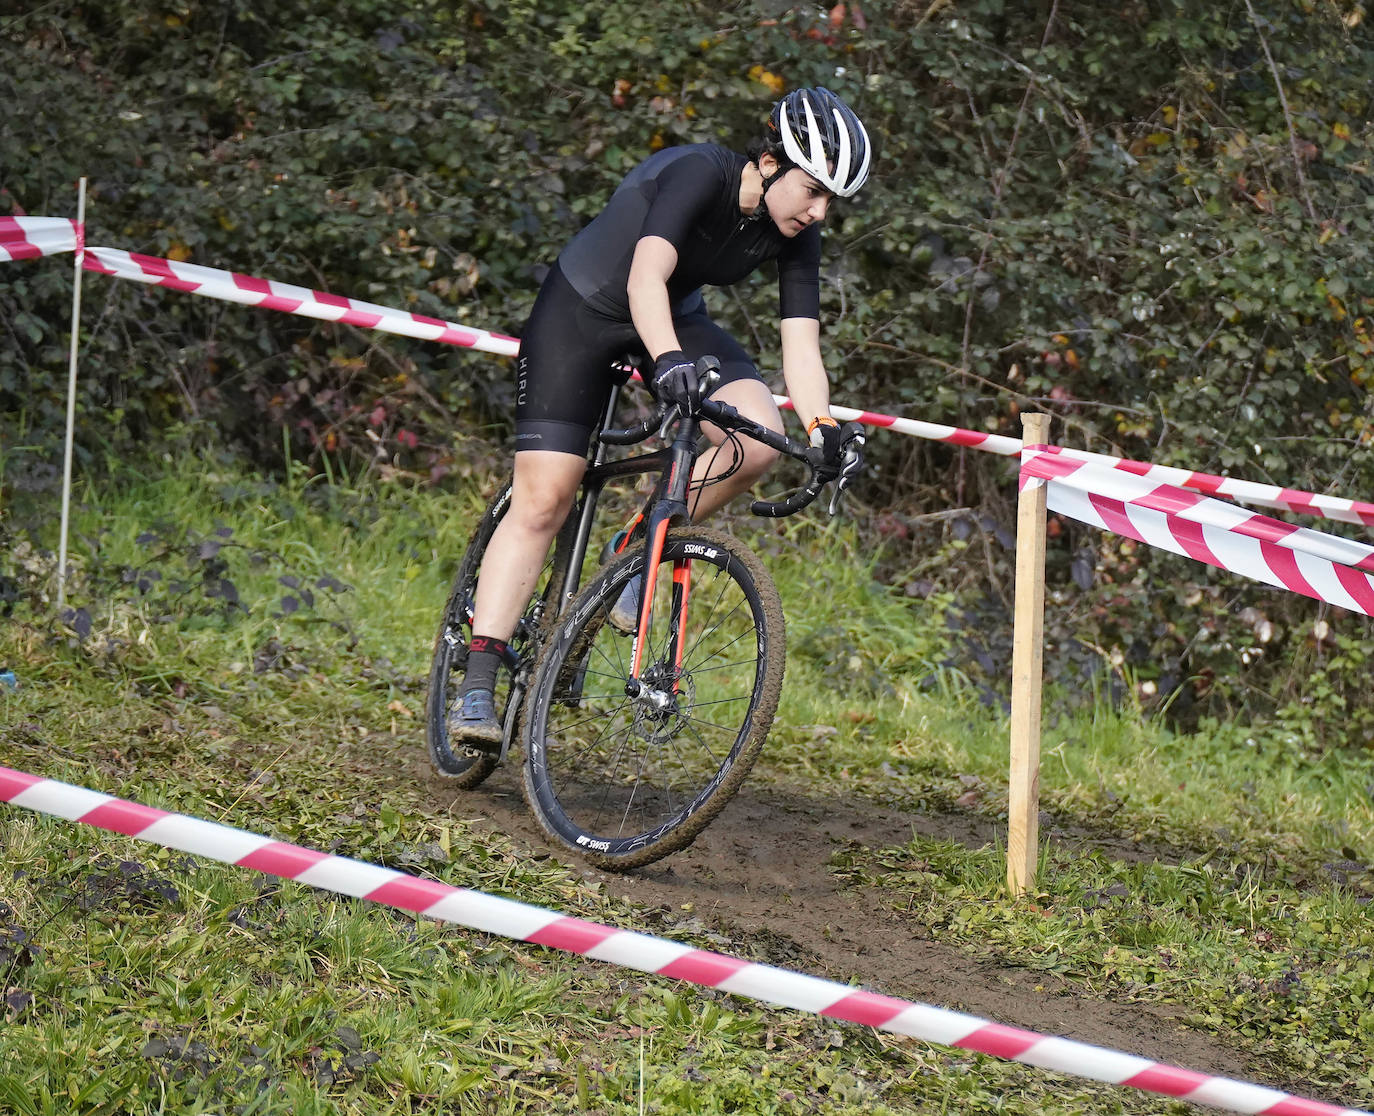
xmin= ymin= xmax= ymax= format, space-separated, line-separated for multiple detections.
xmin=1007 ymin=411 xmax=1050 ymax=896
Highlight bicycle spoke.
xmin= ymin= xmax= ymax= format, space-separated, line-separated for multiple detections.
xmin=673 ymin=656 xmax=760 ymax=677
xmin=669 ymin=718 xmax=722 ymax=772
xmin=677 ymin=710 xmax=753 ymax=735
xmin=525 ymin=528 xmax=785 ymax=867
xmin=616 ymin=745 xmax=667 ymax=838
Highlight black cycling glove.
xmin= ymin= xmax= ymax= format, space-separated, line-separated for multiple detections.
xmin=652 ymin=350 xmax=701 ymax=409
xmin=811 ymin=419 xmax=866 ymax=484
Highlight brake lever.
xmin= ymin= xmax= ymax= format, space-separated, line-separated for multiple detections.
xmin=826 ymin=484 xmax=844 ymax=517
xmin=826 ymin=437 xmax=866 ymax=517
xmin=827 ymin=476 xmax=852 ymax=517
xmin=654 ymin=365 xmax=721 ymax=443
xmin=657 ymin=405 xmax=680 ymax=443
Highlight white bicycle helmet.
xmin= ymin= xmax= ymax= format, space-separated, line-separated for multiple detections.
xmin=769 ymin=87 xmax=871 ymax=198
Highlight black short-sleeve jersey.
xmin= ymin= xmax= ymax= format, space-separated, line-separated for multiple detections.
xmin=557 ymin=144 xmax=821 ymax=321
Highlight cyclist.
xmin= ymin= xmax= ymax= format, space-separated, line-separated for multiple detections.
xmin=450 ymin=86 xmax=872 ymax=752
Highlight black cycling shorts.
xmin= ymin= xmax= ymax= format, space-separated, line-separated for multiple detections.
xmin=514 ymin=263 xmax=762 ymax=456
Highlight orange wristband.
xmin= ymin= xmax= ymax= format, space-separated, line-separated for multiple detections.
xmin=806 ymin=416 xmax=838 ymax=437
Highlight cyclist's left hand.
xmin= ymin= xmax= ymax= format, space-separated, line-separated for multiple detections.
xmin=812 ymin=420 xmax=865 ymax=485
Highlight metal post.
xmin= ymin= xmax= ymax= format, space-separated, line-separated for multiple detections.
xmin=56 ymin=178 xmax=87 ymax=609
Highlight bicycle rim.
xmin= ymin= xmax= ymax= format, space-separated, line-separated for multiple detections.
xmin=523 ymin=527 xmax=785 ymax=869
xmin=426 ymin=480 xmax=572 ymax=786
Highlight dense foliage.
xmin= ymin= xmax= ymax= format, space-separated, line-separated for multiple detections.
xmin=3 ymin=0 xmax=1373 ymax=732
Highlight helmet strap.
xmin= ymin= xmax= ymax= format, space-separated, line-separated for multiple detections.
xmin=747 ymin=157 xmax=788 ymax=221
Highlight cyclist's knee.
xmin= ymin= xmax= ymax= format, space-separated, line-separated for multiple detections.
xmin=510 ymin=452 xmax=584 ymax=534
xmin=735 ymin=440 xmax=780 ymax=482
xmin=511 ymin=488 xmax=575 ymax=536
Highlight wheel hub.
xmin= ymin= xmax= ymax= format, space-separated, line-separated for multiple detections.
xmin=626 ymin=664 xmax=693 ymax=743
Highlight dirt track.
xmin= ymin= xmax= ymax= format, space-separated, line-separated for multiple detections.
xmin=421 ymin=765 xmax=1274 ymax=1093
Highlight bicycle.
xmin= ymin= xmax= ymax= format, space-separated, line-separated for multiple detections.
xmin=424 ymin=356 xmax=864 ymax=870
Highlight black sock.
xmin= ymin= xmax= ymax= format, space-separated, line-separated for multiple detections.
xmin=462 ymin=635 xmax=507 ymax=696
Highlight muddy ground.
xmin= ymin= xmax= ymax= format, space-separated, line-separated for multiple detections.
xmin=421 ymin=765 xmax=1273 ymax=1096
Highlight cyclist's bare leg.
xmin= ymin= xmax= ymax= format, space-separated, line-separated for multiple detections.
xmin=470 ymin=449 xmax=587 ymax=641
xmin=687 ymin=377 xmax=783 ymax=520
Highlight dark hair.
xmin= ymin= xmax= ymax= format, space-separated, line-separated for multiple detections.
xmin=745 ymin=135 xmax=788 ymax=169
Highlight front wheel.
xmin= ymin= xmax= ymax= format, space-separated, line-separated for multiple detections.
xmin=522 ymin=527 xmax=785 ymax=870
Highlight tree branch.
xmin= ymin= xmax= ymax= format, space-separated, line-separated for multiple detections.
xmin=1243 ymin=0 xmax=1319 ymax=223
xmin=958 ymin=0 xmax=1060 ymax=375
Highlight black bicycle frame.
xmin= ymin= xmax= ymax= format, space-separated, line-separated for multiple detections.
xmin=476 ymin=369 xmax=827 ymax=760
xmin=515 ymin=376 xmax=816 ymax=697
xmin=554 ymin=381 xmax=697 ymax=615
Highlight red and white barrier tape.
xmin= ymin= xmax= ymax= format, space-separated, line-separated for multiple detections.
xmin=775 ymin=406 xmax=1374 ymax=529
xmin=1041 ymin=446 xmax=1374 ymax=529
xmin=1024 ymin=449 xmax=1374 ymax=616
xmin=82 ymin=247 xmax=521 ymax=356
xmin=8 ymin=215 xmax=1372 ymax=527
xmin=776 ymin=396 xmax=1022 ymax=456
xmin=0 ymin=216 xmax=78 ymax=262
xmin=0 ymin=765 xmax=1363 ymax=1116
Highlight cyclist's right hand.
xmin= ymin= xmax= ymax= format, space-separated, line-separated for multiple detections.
xmin=652 ymin=350 xmax=702 ymax=409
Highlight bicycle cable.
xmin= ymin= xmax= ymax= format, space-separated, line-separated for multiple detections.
xmin=687 ymin=429 xmax=747 ymax=517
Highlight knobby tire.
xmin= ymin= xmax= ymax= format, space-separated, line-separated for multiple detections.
xmin=521 ymin=527 xmax=785 ymax=870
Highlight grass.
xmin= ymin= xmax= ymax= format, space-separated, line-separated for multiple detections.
xmin=830 ymin=837 xmax=1374 ymax=1099
xmin=1 ymin=449 xmax=1371 ymax=1113
xmin=760 ymin=519 xmax=1374 ymax=872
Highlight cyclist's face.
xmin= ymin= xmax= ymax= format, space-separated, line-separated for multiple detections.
xmin=764 ymin=167 xmax=833 ymax=236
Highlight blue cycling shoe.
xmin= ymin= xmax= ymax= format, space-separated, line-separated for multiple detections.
xmin=608 ymin=574 xmax=642 ymax=634
xmin=447 ymin=688 xmax=503 ymax=754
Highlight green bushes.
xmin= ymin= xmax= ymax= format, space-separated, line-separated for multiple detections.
xmin=4 ymin=0 xmax=1374 ymax=732
xmin=7 ymin=2 xmax=1371 ymax=472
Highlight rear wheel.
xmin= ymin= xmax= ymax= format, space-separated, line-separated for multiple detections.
xmin=522 ymin=527 xmax=785 ymax=869
xmin=425 ymin=480 xmax=574 ymax=787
